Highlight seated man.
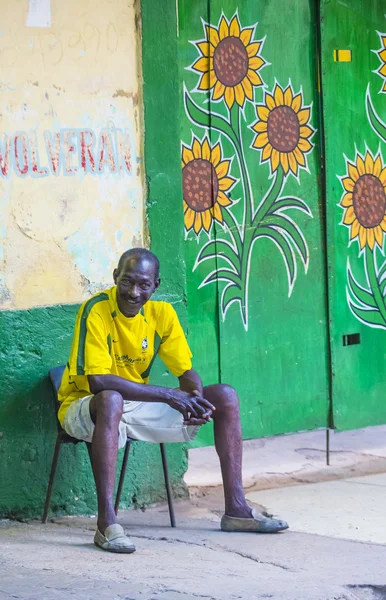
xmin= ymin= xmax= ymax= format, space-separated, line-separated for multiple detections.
xmin=58 ymin=248 xmax=288 ymax=553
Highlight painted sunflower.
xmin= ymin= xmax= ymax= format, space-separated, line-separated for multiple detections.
xmin=340 ymin=151 xmax=386 ymax=251
xmin=191 ymin=14 xmax=266 ymax=109
xmin=182 ymin=136 xmax=235 ymax=235
xmin=376 ymin=32 xmax=386 ymax=93
xmin=251 ymin=83 xmax=314 ymax=176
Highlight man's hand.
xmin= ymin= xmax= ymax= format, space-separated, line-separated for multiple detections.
xmin=166 ymin=388 xmax=215 ymax=426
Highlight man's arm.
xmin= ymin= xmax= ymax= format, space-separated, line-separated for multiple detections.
xmin=178 ymin=368 xmax=203 ymax=395
xmin=88 ymin=374 xmax=214 ymax=422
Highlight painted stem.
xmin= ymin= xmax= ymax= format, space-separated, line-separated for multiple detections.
xmin=366 ymin=247 xmax=386 ymax=324
xmin=221 ymin=208 xmax=243 ymax=259
xmin=252 ymin=167 xmax=285 ymax=228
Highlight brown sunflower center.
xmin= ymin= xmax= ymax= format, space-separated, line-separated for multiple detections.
xmin=182 ymin=159 xmax=218 ymax=212
xmin=267 ymin=106 xmax=300 ymax=153
xmin=352 ymin=174 xmax=386 ymax=228
xmin=213 ymin=37 xmax=249 ymax=87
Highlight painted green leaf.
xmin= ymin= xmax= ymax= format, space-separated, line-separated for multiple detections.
xmin=347 ymin=268 xmax=377 ymax=309
xmin=195 ymin=239 xmax=240 ymax=272
xmin=221 ymin=284 xmax=242 ymax=316
xmin=377 ymin=259 xmax=386 ymax=283
xmin=261 ymin=215 xmax=308 ymax=266
xmin=349 ymin=302 xmax=386 ymax=329
xmin=200 ymin=269 xmax=241 ymax=288
xmin=256 ymin=226 xmax=296 ymax=288
xmin=366 ymin=88 xmax=386 ymax=144
xmin=380 ymin=278 xmax=386 ymax=297
xmin=269 ymin=197 xmax=312 ymax=217
xmin=184 ymin=91 xmax=235 ymax=141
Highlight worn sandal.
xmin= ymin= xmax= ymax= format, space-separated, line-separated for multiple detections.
xmin=94 ymin=524 xmax=136 ymax=553
xmin=221 ymin=508 xmax=289 ymax=533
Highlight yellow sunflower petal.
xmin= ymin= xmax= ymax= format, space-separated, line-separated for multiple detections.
xmin=257 ymin=105 xmax=269 ymax=121
xmin=300 ymin=126 xmax=314 ymax=139
xmin=289 ymin=152 xmax=298 ymax=174
xmin=374 ymin=155 xmax=382 ymax=178
xmin=343 ymin=205 xmax=356 ymax=225
xmin=219 ymin=176 xmax=235 ymax=191
xmin=201 ymin=138 xmax=211 ymax=160
xmin=298 ymin=108 xmax=311 ymax=125
xmin=205 ymin=25 xmax=219 ymax=47
xmin=198 ymin=71 xmax=211 ymax=90
xmin=356 ymin=155 xmax=365 ymax=176
xmin=225 ymin=86 xmax=235 ymax=109
xmin=262 ymin=143 xmax=273 ymax=161
xmin=253 ymin=132 xmax=269 ymax=148
xmin=365 ymin=152 xmax=374 ymax=174
xmin=380 ymin=167 xmax=386 ymax=186
xmin=247 ymin=69 xmax=262 ymax=86
xmin=184 ymin=207 xmax=195 ymax=230
xmin=240 ymin=27 xmax=254 ymax=46
xmin=292 ymin=93 xmax=302 ymax=113
xmin=211 ymin=143 xmax=221 ymax=167
xmin=294 ymin=147 xmax=306 ymax=167
xmin=193 ymin=57 xmax=211 ymax=73
xmin=375 ymin=225 xmax=384 ymax=247
xmin=271 ymin=149 xmax=280 ymax=172
xmin=350 ymin=219 xmax=360 ymax=239
xmin=281 ymin=153 xmax=289 ymax=173
xmin=247 ymin=42 xmax=261 ymax=58
xmin=192 ymin=138 xmax=201 ymax=159
xmin=197 ymin=41 xmax=211 ymax=57
xmin=359 ymin=226 xmax=367 ymax=249
xmin=183 ymin=200 xmax=188 ymax=212
xmin=284 ymin=86 xmax=293 ymax=106
xmin=274 ymin=85 xmax=284 ymax=106
xmin=202 ymin=209 xmax=212 ymax=232
xmin=242 ymin=76 xmax=253 ymax=100
xmin=348 ymin=162 xmax=359 ymax=182
xmin=229 ymin=15 xmax=240 ymax=37
xmin=381 ymin=216 xmax=386 ymax=232
xmin=215 ymin=159 xmax=230 ymax=178
xmin=342 ymin=177 xmax=355 ymax=192
xmin=193 ymin=212 xmax=203 ymax=234
xmin=235 ymin=83 xmax=245 ymax=106
xmin=209 ymin=70 xmax=217 ymax=88
xmin=341 ymin=192 xmax=353 ymax=208
xmin=380 ymin=64 xmax=386 ymax=77
xmin=253 ymin=120 xmax=268 ymax=133
xmin=248 ymin=56 xmax=264 ymax=70
xmin=219 ymin=16 xmax=229 ymax=40
xmin=367 ymin=227 xmax=375 ymax=250
xmin=182 ymin=146 xmax=194 ymax=165
xmin=213 ymin=202 xmax=223 ymax=223
xmin=298 ymin=138 xmax=312 ymax=153
xmin=213 ymin=80 xmax=225 ymax=101
xmin=217 ymin=190 xmax=232 ymax=207
xmin=265 ymin=93 xmax=276 ymax=110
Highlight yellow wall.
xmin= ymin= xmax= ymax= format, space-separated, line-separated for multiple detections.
xmin=0 ymin=0 xmax=144 ymax=310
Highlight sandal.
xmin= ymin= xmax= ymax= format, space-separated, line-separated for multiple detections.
xmin=221 ymin=508 xmax=289 ymax=533
xmin=94 ymin=524 xmax=136 ymax=553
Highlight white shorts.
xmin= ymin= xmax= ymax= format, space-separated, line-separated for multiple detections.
xmin=62 ymin=396 xmax=201 ymax=449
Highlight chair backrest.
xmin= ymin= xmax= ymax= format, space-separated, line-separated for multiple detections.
xmin=48 ymin=365 xmax=66 ymax=412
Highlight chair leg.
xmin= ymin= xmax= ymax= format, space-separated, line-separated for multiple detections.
xmin=114 ymin=441 xmax=131 ymax=515
xmin=42 ymin=432 xmax=62 ymax=523
xmin=160 ymin=443 xmax=176 ymax=528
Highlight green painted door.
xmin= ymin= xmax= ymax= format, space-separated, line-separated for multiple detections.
xmin=321 ymin=0 xmax=386 ymax=430
xmin=179 ymin=0 xmax=330 ymax=445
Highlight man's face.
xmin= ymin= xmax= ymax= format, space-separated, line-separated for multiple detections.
xmin=113 ymin=257 xmax=160 ymax=317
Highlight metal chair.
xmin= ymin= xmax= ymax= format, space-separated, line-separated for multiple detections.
xmin=42 ymin=365 xmax=176 ymax=527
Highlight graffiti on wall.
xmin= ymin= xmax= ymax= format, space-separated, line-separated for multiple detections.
xmin=0 ymin=128 xmax=132 ymax=178
xmin=339 ymin=30 xmax=386 ymax=329
xmin=181 ymin=13 xmax=315 ymax=330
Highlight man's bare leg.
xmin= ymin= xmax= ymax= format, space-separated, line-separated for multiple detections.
xmin=203 ymin=384 xmax=252 ymax=518
xmin=89 ymin=390 xmax=123 ymax=533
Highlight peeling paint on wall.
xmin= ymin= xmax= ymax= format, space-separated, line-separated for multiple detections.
xmin=0 ymin=0 xmax=144 ymax=310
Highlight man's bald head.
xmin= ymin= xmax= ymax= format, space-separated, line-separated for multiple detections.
xmin=116 ymin=248 xmax=160 ymax=281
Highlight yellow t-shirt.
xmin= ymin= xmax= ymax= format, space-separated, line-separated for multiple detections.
xmin=58 ymin=286 xmax=193 ymax=424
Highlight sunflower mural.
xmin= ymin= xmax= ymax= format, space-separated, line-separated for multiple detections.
xmin=182 ymin=13 xmax=315 ymax=329
xmin=338 ymin=25 xmax=386 ymax=331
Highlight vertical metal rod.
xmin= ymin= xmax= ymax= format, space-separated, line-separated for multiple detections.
xmin=160 ymin=443 xmax=176 ymax=528
xmin=42 ymin=432 xmax=62 ymax=523
xmin=114 ymin=441 xmax=131 ymax=514
xmin=326 ymin=428 xmax=330 ymax=466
